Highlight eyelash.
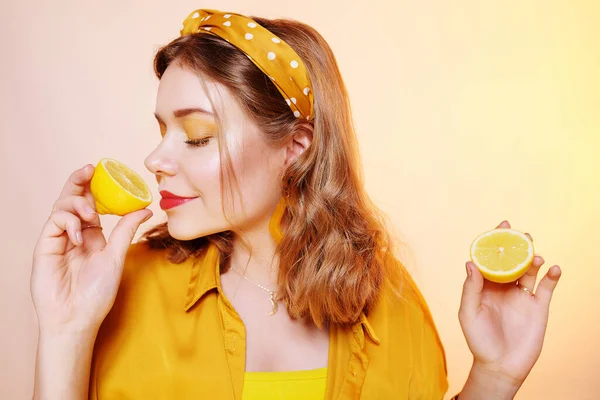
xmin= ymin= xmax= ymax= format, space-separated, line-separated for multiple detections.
xmin=184 ymin=137 xmax=211 ymax=148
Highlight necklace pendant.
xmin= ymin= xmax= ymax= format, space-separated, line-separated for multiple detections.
xmin=267 ymin=291 xmax=278 ymax=316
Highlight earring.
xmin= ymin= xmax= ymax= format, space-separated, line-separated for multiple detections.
xmin=268 ymin=196 xmax=287 ymax=245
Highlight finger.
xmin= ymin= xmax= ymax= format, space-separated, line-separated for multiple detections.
xmin=536 ymin=265 xmax=562 ymax=306
xmin=496 ymin=220 xmax=511 ymax=229
xmin=53 ymin=195 xmax=101 ymax=227
xmin=36 ymin=210 xmax=85 ymax=256
xmin=516 ymin=255 xmax=544 ymax=291
xmin=57 ymin=164 xmax=95 ymax=200
xmin=459 ymin=261 xmax=484 ymax=324
xmin=105 ymin=209 xmax=153 ymax=266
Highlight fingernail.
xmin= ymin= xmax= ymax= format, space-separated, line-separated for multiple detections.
xmin=142 ymin=213 xmax=152 ymax=223
xmin=85 ymin=205 xmax=96 ymax=215
xmin=466 ymin=262 xmax=471 ymax=277
xmin=76 ymin=230 xmax=83 ymax=244
xmin=552 ymin=265 xmax=562 ymax=277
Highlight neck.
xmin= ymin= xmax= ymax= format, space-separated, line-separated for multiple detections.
xmin=229 ymin=221 xmax=279 ymax=287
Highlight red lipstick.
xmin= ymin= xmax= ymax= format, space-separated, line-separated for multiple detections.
xmin=159 ymin=190 xmax=198 ymax=210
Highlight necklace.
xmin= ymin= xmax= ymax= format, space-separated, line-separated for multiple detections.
xmin=231 ymin=268 xmax=278 ymax=316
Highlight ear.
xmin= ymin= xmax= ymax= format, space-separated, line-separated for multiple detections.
xmin=284 ymin=123 xmax=313 ymax=168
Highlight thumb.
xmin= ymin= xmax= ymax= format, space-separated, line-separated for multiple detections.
xmin=459 ymin=261 xmax=484 ymax=323
xmin=106 ymin=209 xmax=153 ymax=265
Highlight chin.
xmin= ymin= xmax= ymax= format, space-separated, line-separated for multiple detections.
xmin=166 ymin=223 xmax=201 ymax=241
xmin=166 ymin=221 xmax=223 ymax=241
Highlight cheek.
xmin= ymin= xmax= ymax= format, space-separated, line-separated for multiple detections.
xmin=187 ymin=149 xmax=222 ymax=200
xmin=166 ymin=149 xmax=228 ymax=241
xmin=232 ymin=142 xmax=281 ymax=204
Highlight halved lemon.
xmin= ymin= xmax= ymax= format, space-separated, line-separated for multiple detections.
xmin=90 ymin=158 xmax=153 ymax=216
xmin=470 ymin=228 xmax=534 ymax=283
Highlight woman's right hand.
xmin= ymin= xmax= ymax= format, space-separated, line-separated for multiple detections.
xmin=31 ymin=164 xmax=153 ymax=334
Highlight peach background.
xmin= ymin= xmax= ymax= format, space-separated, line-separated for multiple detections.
xmin=1 ymin=0 xmax=598 ymax=398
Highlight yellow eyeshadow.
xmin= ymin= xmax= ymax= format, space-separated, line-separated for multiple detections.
xmin=182 ymin=117 xmax=217 ymax=136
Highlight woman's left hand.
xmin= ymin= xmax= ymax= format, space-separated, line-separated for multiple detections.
xmin=458 ymin=220 xmax=562 ymax=397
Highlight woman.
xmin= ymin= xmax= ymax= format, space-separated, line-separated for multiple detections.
xmin=31 ymin=9 xmax=562 ymax=399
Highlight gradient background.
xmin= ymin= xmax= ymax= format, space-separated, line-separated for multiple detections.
xmin=1 ymin=0 xmax=598 ymax=398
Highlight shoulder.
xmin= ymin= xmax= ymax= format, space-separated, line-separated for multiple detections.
xmin=370 ymin=274 xmax=446 ymax=347
xmin=94 ymin=241 xmax=196 ymax=333
xmin=93 ymin=241 xmax=196 ymax=350
xmin=370 ymin=266 xmax=444 ymax=337
xmin=368 ymin=269 xmax=449 ymax=395
xmin=119 ymin=241 xmax=189 ymax=284
xmin=122 ymin=241 xmax=164 ymax=274
xmin=97 ymin=242 xmax=164 ymax=324
xmin=116 ymin=240 xmax=199 ymax=300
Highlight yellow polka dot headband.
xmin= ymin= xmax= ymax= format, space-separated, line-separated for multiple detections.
xmin=179 ymin=9 xmax=315 ymax=121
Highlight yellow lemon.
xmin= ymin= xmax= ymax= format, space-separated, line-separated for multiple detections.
xmin=90 ymin=158 xmax=153 ymax=216
xmin=469 ymin=228 xmax=534 ymax=283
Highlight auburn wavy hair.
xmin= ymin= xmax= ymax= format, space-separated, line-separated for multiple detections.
xmin=139 ymin=15 xmax=417 ymax=328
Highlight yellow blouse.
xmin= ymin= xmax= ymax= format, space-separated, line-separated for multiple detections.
xmin=89 ymin=242 xmax=449 ymax=399
xmin=242 ymin=367 xmax=328 ymax=399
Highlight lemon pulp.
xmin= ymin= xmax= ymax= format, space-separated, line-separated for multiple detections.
xmin=470 ymin=228 xmax=534 ymax=283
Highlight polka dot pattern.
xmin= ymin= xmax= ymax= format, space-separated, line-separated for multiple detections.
xmin=179 ymin=9 xmax=314 ymax=120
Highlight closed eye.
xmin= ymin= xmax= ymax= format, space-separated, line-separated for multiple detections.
xmin=184 ymin=137 xmax=211 ymax=147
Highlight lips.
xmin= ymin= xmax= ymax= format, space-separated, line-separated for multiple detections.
xmin=159 ymin=190 xmax=197 ymax=199
xmin=159 ymin=190 xmax=198 ymax=210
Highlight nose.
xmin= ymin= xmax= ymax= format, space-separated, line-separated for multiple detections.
xmin=144 ymin=143 xmax=178 ymax=179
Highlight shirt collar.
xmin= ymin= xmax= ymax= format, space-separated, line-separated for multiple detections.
xmin=182 ymin=242 xmax=380 ymax=345
xmin=359 ymin=312 xmax=381 ymax=345
xmin=183 ymin=242 xmax=221 ymax=311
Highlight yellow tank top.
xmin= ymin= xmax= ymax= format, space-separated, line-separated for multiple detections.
xmin=242 ymin=367 xmax=328 ymax=400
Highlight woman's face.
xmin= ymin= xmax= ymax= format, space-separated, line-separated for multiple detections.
xmin=145 ymin=63 xmax=285 ymax=241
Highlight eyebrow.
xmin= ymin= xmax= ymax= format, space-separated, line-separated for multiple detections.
xmin=154 ymin=107 xmax=214 ymax=123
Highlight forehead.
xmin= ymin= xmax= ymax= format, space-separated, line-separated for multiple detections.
xmin=155 ymin=63 xmax=239 ymax=122
xmin=155 ymin=63 xmax=212 ymax=113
